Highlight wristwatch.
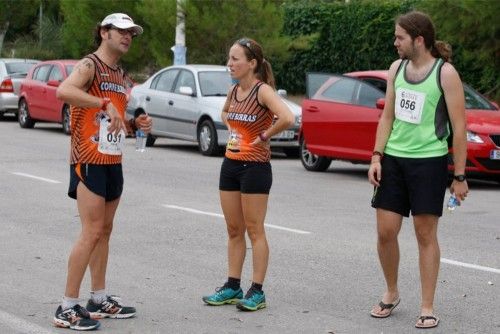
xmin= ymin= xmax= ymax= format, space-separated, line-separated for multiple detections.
xmin=453 ymin=174 xmax=466 ymax=182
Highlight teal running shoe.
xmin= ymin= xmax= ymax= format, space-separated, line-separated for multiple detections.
xmin=202 ymin=284 xmax=243 ymax=306
xmin=236 ymin=288 xmax=266 ymax=311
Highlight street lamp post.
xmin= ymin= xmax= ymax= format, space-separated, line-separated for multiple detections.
xmin=172 ymin=0 xmax=186 ymax=65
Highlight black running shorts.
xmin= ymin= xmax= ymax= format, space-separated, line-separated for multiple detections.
xmin=371 ymin=153 xmax=448 ymax=217
xmin=68 ymin=163 xmax=123 ymax=202
xmin=219 ymin=157 xmax=272 ymax=194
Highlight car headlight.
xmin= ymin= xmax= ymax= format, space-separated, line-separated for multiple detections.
xmin=467 ymin=131 xmax=483 ymax=143
xmin=295 ymin=115 xmax=302 ymax=126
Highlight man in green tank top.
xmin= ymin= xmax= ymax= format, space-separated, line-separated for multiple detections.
xmin=367 ymin=11 xmax=469 ymax=329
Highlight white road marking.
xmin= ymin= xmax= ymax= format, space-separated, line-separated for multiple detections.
xmin=0 ymin=309 xmax=56 ymax=334
xmin=163 ymin=204 xmax=312 ymax=235
xmin=10 ymin=172 xmax=61 ymax=184
xmin=441 ymin=258 xmax=500 ymax=274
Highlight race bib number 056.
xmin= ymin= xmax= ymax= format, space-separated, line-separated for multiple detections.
xmin=98 ymin=116 xmax=125 ymax=155
xmin=395 ymin=88 xmax=426 ymax=124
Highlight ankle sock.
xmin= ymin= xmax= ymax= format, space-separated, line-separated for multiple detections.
xmin=226 ymin=277 xmax=241 ymax=290
xmin=90 ymin=289 xmax=107 ymax=304
xmin=250 ymin=282 xmax=263 ymax=292
xmin=62 ymin=296 xmax=80 ymax=310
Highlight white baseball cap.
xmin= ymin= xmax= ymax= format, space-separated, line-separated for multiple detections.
xmin=101 ymin=13 xmax=143 ymax=35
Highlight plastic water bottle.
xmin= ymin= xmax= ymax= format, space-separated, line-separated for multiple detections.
xmin=135 ymin=130 xmax=147 ymax=152
xmin=446 ymin=194 xmax=460 ymax=212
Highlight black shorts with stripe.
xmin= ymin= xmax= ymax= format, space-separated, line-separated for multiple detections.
xmin=68 ymin=163 xmax=123 ymax=202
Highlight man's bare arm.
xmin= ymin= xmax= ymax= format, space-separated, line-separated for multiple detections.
xmin=56 ymin=58 xmax=102 ymax=108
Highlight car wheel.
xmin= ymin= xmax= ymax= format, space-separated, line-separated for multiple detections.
xmin=283 ymin=147 xmax=300 ymax=158
xmin=300 ymin=138 xmax=331 ymax=171
xmin=62 ymin=105 xmax=71 ymax=135
xmin=198 ymin=119 xmax=219 ymax=156
xmin=18 ymin=99 xmax=35 ymax=128
xmin=145 ymin=134 xmax=156 ymax=147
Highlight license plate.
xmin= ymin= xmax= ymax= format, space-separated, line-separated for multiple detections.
xmin=273 ymin=130 xmax=295 ymax=139
xmin=490 ymin=150 xmax=500 ymax=160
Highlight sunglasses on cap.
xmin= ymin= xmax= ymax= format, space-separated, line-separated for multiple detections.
xmin=237 ymin=38 xmax=257 ymax=59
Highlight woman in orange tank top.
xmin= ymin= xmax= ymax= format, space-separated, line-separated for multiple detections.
xmin=202 ymin=38 xmax=294 ymax=311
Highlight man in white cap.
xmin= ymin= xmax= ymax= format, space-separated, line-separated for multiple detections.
xmin=53 ymin=13 xmax=151 ymax=331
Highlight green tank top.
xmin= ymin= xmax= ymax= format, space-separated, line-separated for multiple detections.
xmin=385 ymin=58 xmax=450 ymax=158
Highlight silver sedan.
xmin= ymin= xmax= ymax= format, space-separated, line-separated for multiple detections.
xmin=126 ymin=64 xmax=301 ymax=156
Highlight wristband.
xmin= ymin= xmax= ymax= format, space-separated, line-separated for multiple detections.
xmin=259 ymin=132 xmax=268 ymax=142
xmin=373 ymin=151 xmax=383 ymax=158
xmin=101 ymin=97 xmax=111 ymax=111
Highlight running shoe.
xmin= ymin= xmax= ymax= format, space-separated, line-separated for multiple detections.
xmin=85 ymin=295 xmax=136 ymax=319
xmin=202 ymin=284 xmax=243 ymax=305
xmin=53 ymin=304 xmax=100 ymax=331
xmin=236 ymin=288 xmax=266 ymax=311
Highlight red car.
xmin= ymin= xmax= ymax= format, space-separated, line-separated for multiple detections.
xmin=300 ymin=70 xmax=500 ymax=180
xmin=18 ymin=59 xmax=78 ymax=134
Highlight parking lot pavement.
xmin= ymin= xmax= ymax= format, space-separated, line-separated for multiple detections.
xmin=0 ymin=120 xmax=499 ymax=333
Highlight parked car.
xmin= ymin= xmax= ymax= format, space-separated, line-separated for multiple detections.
xmin=0 ymin=58 xmax=39 ymax=117
xmin=126 ymin=64 xmax=302 ymax=156
xmin=18 ymin=59 xmax=78 ymax=134
xmin=300 ymin=70 xmax=500 ymax=180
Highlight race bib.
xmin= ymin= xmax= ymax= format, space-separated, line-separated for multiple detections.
xmin=394 ymin=88 xmax=426 ymax=124
xmin=226 ymin=129 xmax=241 ymax=153
xmin=98 ymin=116 xmax=125 ymax=155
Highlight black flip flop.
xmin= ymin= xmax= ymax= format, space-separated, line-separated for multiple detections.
xmin=415 ymin=315 xmax=440 ymax=329
xmin=370 ymin=298 xmax=401 ymax=318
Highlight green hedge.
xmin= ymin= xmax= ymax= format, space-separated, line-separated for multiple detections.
xmin=275 ymin=0 xmax=417 ymax=94
xmin=276 ymin=0 xmax=498 ymax=103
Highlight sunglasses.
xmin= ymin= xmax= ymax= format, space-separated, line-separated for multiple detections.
xmin=106 ymin=25 xmax=137 ymax=38
xmin=237 ymin=38 xmax=257 ymax=59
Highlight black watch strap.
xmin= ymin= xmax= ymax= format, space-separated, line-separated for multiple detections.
xmin=454 ymin=174 xmax=466 ymax=182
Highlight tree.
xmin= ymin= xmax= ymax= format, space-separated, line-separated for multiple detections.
xmin=0 ymin=0 xmax=39 ymax=55
xmin=137 ymin=0 xmax=290 ymax=71
xmin=417 ymin=0 xmax=500 ymax=101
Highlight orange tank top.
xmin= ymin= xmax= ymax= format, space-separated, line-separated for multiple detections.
xmin=69 ymin=54 xmax=128 ymax=165
xmin=225 ymin=82 xmax=273 ymax=162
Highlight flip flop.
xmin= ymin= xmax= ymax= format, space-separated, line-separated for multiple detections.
xmin=370 ymin=298 xmax=400 ymax=318
xmin=415 ymin=315 xmax=440 ymax=329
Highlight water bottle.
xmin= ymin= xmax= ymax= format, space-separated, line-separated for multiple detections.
xmin=135 ymin=129 xmax=147 ymax=152
xmin=446 ymin=194 xmax=460 ymax=212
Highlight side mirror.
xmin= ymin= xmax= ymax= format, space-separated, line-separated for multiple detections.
xmin=376 ymin=98 xmax=385 ymax=110
xmin=47 ymin=80 xmax=60 ymax=87
xmin=277 ymin=89 xmax=287 ymax=97
xmin=179 ymin=86 xmax=194 ymax=96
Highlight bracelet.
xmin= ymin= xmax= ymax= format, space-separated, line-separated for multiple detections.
xmin=373 ymin=151 xmax=383 ymax=158
xmin=259 ymin=132 xmax=268 ymax=142
xmin=101 ymin=97 xmax=111 ymax=111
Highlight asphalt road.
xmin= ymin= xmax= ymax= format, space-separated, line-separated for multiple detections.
xmin=0 ymin=116 xmax=499 ymax=334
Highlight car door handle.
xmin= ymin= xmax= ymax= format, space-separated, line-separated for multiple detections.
xmin=168 ymin=100 xmax=174 ymax=106
xmin=145 ymin=96 xmax=151 ymax=102
xmin=305 ymin=106 xmax=319 ymax=112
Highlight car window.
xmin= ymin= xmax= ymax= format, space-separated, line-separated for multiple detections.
xmin=356 ymin=82 xmax=385 ymax=107
xmin=306 ymin=73 xmax=333 ymax=98
xmin=151 ymin=69 xmax=178 ymax=92
xmin=33 ymin=65 xmax=52 ymax=82
xmin=361 ymin=78 xmax=387 ymax=93
xmin=174 ymin=70 xmax=196 ymax=94
xmin=463 ymin=84 xmax=496 ymax=110
xmin=320 ymin=77 xmax=357 ymax=104
xmin=5 ymin=62 xmax=37 ymax=77
xmin=199 ymin=71 xmax=231 ymax=96
xmin=48 ymin=66 xmax=63 ymax=82
xmin=66 ymin=65 xmax=74 ymax=76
